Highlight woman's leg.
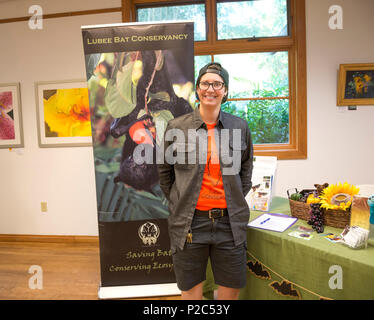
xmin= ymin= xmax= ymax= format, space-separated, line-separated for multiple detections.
xmin=210 ymin=216 xmax=247 ymax=300
xmin=181 ymin=281 xmax=204 ymax=300
xmin=172 ymin=216 xmax=211 ymax=300
xmin=217 ymin=285 xmax=240 ymax=300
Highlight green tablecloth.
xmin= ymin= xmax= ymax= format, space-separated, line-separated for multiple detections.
xmin=204 ymin=197 xmax=374 ymax=300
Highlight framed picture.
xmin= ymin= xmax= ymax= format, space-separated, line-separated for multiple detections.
xmin=0 ymin=83 xmax=24 ymax=149
xmin=35 ymin=80 xmax=92 ymax=147
xmin=337 ymin=63 xmax=374 ymax=106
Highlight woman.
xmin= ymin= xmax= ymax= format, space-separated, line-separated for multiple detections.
xmin=158 ymin=62 xmax=253 ymax=300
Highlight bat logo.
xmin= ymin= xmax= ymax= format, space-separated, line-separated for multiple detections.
xmin=138 ymin=221 xmax=160 ymax=246
xmin=247 ymin=260 xmax=271 ymax=280
xmin=269 ymin=280 xmax=301 ymax=299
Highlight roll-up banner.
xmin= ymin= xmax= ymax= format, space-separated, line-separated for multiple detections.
xmin=81 ymin=22 xmax=194 ymax=299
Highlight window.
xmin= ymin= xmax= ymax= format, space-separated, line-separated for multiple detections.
xmin=196 ymin=51 xmax=289 ymax=144
xmin=216 ymin=0 xmax=289 ymax=40
xmin=137 ymin=3 xmax=207 ymax=41
xmin=124 ymin=0 xmax=307 ymax=160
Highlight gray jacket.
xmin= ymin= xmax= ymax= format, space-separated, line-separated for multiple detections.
xmin=157 ymin=106 xmax=254 ymax=253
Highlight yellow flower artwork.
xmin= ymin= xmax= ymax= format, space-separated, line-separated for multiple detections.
xmin=319 ymin=182 xmax=360 ymax=211
xmin=43 ymin=88 xmax=91 ymax=137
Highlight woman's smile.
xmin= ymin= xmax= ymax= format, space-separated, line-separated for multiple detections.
xmin=197 ymin=73 xmax=227 ymax=107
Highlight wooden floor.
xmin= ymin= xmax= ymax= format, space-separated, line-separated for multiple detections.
xmin=0 ymin=237 xmax=181 ymax=300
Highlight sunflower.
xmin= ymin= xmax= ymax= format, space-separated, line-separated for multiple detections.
xmin=319 ymin=182 xmax=359 ymax=211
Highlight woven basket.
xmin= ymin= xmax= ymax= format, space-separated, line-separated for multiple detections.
xmin=289 ymin=199 xmax=311 ymax=220
xmin=322 ymin=209 xmax=351 ymax=229
xmin=287 ymin=189 xmax=314 ymax=220
xmin=287 ymin=188 xmax=351 ymax=229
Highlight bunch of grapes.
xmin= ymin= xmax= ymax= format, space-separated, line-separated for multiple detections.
xmin=307 ymin=203 xmax=324 ymax=233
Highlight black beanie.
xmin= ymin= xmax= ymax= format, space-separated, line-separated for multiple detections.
xmin=196 ymin=62 xmax=229 ymax=103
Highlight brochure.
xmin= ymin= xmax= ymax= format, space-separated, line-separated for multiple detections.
xmin=245 ymin=156 xmax=277 ymax=212
xmin=288 ymin=225 xmax=314 ymax=240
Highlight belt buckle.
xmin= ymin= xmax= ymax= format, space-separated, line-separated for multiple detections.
xmin=209 ymin=208 xmax=223 ymax=219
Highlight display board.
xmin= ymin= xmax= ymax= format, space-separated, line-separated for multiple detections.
xmin=81 ymin=21 xmax=194 ymax=298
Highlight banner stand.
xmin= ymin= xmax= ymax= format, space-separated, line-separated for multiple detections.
xmin=98 ymin=283 xmax=181 ymax=300
xmin=81 ymin=21 xmax=194 ymax=299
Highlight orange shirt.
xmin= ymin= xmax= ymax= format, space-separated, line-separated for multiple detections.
xmin=195 ymin=123 xmax=227 ymax=210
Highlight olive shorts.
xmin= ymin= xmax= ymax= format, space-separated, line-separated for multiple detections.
xmin=172 ymin=214 xmax=247 ymax=292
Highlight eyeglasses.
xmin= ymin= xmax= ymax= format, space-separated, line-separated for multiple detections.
xmin=198 ymin=81 xmax=225 ymax=91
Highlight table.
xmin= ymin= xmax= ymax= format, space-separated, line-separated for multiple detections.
xmin=203 ymin=197 xmax=374 ymax=300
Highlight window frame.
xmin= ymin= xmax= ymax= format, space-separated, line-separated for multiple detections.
xmin=122 ymin=0 xmax=307 ymax=160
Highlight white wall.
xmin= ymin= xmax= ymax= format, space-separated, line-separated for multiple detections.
xmin=274 ymin=0 xmax=374 ymax=196
xmin=0 ymin=0 xmax=122 ymax=235
xmin=0 ymin=0 xmax=373 ymax=236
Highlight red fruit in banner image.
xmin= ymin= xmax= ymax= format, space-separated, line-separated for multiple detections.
xmin=129 ymin=119 xmax=155 ymax=146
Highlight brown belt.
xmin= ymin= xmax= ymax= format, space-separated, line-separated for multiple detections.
xmin=195 ymin=208 xmax=228 ymax=220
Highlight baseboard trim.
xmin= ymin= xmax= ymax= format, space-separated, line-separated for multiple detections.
xmin=0 ymin=234 xmax=99 ymax=244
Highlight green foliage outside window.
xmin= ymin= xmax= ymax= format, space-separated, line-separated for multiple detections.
xmin=216 ymin=0 xmax=288 ymax=39
xmin=221 ymin=88 xmax=289 ymax=144
xmin=137 ymin=4 xmax=206 ymax=41
xmin=137 ymin=0 xmax=291 ymax=145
